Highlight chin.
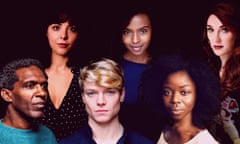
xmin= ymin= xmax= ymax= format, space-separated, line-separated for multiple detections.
xmin=30 ymin=112 xmax=44 ymax=119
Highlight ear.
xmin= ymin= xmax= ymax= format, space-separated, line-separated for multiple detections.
xmin=120 ymin=88 xmax=125 ymax=102
xmin=0 ymin=88 xmax=13 ymax=102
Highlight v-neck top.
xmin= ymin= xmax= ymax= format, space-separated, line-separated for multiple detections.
xmin=40 ymin=67 xmax=88 ymax=141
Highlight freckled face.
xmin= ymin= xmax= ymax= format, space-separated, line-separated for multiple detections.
xmin=163 ymin=71 xmax=196 ymax=122
xmin=122 ymin=13 xmax=152 ymax=57
xmin=47 ymin=21 xmax=78 ymax=56
xmin=206 ymin=14 xmax=236 ymax=58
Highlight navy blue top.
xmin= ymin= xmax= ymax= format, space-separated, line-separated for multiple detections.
xmin=59 ymin=124 xmax=154 ymax=144
xmin=120 ymin=58 xmax=148 ymax=104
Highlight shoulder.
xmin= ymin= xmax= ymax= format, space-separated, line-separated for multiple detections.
xmin=125 ymin=129 xmax=155 ymax=144
xmin=38 ymin=125 xmax=57 ymax=141
xmin=39 ymin=124 xmax=52 ymax=132
xmin=187 ymin=129 xmax=219 ymax=144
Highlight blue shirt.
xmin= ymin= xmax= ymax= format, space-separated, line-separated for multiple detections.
xmin=59 ymin=124 xmax=154 ymax=144
xmin=120 ymin=58 xmax=148 ymax=104
xmin=0 ymin=120 xmax=57 ymax=144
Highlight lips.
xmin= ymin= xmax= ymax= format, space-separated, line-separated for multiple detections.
xmin=213 ymin=45 xmax=223 ymax=50
xmin=96 ymin=109 xmax=107 ymax=112
xmin=96 ymin=110 xmax=108 ymax=113
xmin=57 ymin=43 xmax=69 ymax=48
xmin=33 ymin=102 xmax=45 ymax=109
xmin=170 ymin=108 xmax=183 ymax=115
xmin=130 ymin=46 xmax=142 ymax=52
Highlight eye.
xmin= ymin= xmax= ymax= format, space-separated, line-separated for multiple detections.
xmin=40 ymin=82 xmax=48 ymax=90
xmin=221 ymin=27 xmax=229 ymax=33
xmin=70 ymin=25 xmax=78 ymax=33
xmin=123 ymin=30 xmax=131 ymax=36
xmin=106 ymin=89 xmax=117 ymax=96
xmin=85 ymin=91 xmax=96 ymax=97
xmin=139 ymin=28 xmax=147 ymax=35
xmin=51 ymin=24 xmax=60 ymax=31
xmin=180 ymin=90 xmax=190 ymax=96
xmin=24 ymin=81 xmax=37 ymax=89
xmin=206 ymin=27 xmax=213 ymax=33
xmin=163 ymin=88 xmax=172 ymax=96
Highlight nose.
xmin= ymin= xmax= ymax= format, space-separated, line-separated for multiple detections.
xmin=214 ymin=31 xmax=221 ymax=43
xmin=60 ymin=29 xmax=68 ymax=40
xmin=132 ymin=32 xmax=140 ymax=44
xmin=171 ymin=92 xmax=181 ymax=104
xmin=35 ymin=84 xmax=48 ymax=100
xmin=97 ymin=94 xmax=106 ymax=106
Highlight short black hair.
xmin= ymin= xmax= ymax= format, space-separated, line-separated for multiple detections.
xmin=0 ymin=58 xmax=46 ymax=90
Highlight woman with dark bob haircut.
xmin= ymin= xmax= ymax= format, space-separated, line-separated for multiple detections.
xmin=139 ymin=55 xmax=221 ymax=143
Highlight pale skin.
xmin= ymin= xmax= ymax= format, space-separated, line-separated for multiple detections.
xmin=82 ymin=81 xmax=125 ymax=144
xmin=122 ymin=13 xmax=152 ymax=64
xmin=162 ymin=71 xmax=201 ymax=144
xmin=46 ymin=21 xmax=78 ymax=109
xmin=206 ymin=14 xmax=237 ymax=78
xmin=0 ymin=66 xmax=48 ymax=129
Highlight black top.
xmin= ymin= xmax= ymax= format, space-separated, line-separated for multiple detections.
xmin=41 ymin=67 xmax=88 ymax=141
xmin=59 ymin=123 xmax=155 ymax=144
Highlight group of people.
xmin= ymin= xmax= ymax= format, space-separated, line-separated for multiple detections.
xmin=0 ymin=0 xmax=240 ymax=144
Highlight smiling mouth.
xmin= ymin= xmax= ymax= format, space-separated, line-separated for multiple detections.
xmin=130 ymin=46 xmax=142 ymax=51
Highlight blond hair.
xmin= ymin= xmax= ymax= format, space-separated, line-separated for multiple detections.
xmin=79 ymin=58 xmax=124 ymax=93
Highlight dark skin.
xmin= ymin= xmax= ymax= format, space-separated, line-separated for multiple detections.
xmin=0 ymin=66 xmax=48 ymax=129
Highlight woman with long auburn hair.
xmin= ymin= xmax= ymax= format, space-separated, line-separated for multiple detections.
xmin=202 ymin=0 xmax=240 ymax=143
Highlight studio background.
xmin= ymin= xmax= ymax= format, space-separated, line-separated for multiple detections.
xmin=1 ymin=0 xmax=217 ymax=67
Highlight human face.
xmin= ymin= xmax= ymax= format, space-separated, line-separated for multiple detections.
xmin=5 ymin=66 xmax=48 ymax=119
xmin=47 ymin=21 xmax=78 ymax=56
xmin=163 ymin=71 xmax=196 ymax=122
xmin=122 ymin=13 xmax=152 ymax=56
xmin=82 ymin=81 xmax=124 ymax=124
xmin=206 ymin=14 xmax=236 ymax=59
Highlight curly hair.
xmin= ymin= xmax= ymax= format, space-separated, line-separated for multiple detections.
xmin=202 ymin=0 xmax=240 ymax=99
xmin=139 ymin=55 xmax=221 ymax=129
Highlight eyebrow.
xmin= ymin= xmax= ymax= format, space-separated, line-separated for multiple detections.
xmin=206 ymin=24 xmax=225 ymax=28
xmin=164 ymin=84 xmax=190 ymax=89
xmin=125 ymin=25 xmax=151 ymax=31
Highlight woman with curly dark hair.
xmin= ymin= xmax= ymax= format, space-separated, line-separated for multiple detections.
xmin=202 ymin=1 xmax=240 ymax=143
xmin=139 ymin=55 xmax=221 ymax=143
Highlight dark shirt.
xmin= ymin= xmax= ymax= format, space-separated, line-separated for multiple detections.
xmin=120 ymin=58 xmax=148 ymax=104
xmin=41 ymin=67 xmax=88 ymax=141
xmin=59 ymin=124 xmax=155 ymax=144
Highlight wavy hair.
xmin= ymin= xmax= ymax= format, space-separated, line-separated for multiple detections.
xmin=202 ymin=0 xmax=240 ymax=98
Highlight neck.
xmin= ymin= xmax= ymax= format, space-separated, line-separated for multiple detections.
xmin=165 ymin=122 xmax=201 ymax=144
xmin=123 ymin=52 xmax=150 ymax=64
xmin=219 ymin=53 xmax=231 ymax=70
xmin=219 ymin=55 xmax=230 ymax=79
xmin=2 ymin=106 xmax=34 ymax=129
xmin=89 ymin=118 xmax=124 ymax=144
xmin=49 ymin=53 xmax=69 ymax=69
